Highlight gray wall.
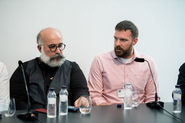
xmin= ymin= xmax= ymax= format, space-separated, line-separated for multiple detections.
xmin=0 ymin=0 xmax=185 ymax=102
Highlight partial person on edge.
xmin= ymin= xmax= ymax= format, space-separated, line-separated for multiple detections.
xmin=10 ymin=27 xmax=89 ymax=110
xmin=0 ymin=61 xmax=9 ymax=109
xmin=177 ymin=63 xmax=185 ymax=103
xmin=88 ymin=20 xmax=159 ymax=105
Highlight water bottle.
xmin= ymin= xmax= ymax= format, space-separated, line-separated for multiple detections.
xmin=172 ymin=85 xmax=182 ymax=113
xmin=124 ymin=83 xmax=133 ymax=109
xmin=47 ymin=88 xmax=56 ymax=118
xmin=59 ymin=85 xmax=68 ymax=115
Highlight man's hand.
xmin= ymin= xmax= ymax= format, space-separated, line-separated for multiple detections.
xmin=99 ymin=102 xmax=109 ymax=106
xmin=74 ymin=96 xmax=90 ymax=108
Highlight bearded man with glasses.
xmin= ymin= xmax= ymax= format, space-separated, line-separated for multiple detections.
xmin=10 ymin=27 xmax=89 ymax=110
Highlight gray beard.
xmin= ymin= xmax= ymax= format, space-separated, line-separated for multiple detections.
xmin=40 ymin=48 xmax=66 ymax=67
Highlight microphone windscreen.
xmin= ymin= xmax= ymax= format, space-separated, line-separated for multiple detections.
xmin=18 ymin=60 xmax=23 ymax=66
xmin=134 ymin=57 xmax=145 ymax=62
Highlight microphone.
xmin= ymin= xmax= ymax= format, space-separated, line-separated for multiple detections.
xmin=134 ymin=57 xmax=164 ymax=109
xmin=17 ymin=60 xmax=38 ymax=121
xmin=18 ymin=61 xmax=31 ymax=112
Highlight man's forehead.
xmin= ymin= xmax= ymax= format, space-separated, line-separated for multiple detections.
xmin=115 ymin=29 xmax=132 ymax=34
xmin=41 ymin=28 xmax=62 ymax=43
xmin=114 ymin=30 xmax=132 ymax=38
xmin=41 ymin=28 xmax=61 ymax=37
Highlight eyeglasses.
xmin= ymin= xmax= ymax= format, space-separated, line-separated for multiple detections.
xmin=48 ymin=43 xmax=66 ymax=52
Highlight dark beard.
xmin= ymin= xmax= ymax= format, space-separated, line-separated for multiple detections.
xmin=114 ymin=45 xmax=133 ymax=58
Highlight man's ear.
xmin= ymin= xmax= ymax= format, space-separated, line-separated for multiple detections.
xmin=132 ymin=38 xmax=138 ymax=46
xmin=37 ymin=45 xmax=41 ymax=53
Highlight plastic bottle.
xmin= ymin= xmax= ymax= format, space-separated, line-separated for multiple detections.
xmin=124 ymin=83 xmax=133 ymax=109
xmin=172 ymin=85 xmax=182 ymax=113
xmin=59 ymin=85 xmax=68 ymax=115
xmin=47 ymin=88 xmax=56 ymax=118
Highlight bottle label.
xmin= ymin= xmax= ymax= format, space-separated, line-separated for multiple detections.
xmin=173 ymin=93 xmax=181 ymax=100
xmin=118 ymin=89 xmax=125 ymax=97
xmin=48 ymin=98 xmax=56 ymax=104
xmin=125 ymin=89 xmax=132 ymax=97
xmin=60 ymin=95 xmax=68 ymax=102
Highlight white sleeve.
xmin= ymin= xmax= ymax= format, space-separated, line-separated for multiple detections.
xmin=0 ymin=62 xmax=10 ymax=108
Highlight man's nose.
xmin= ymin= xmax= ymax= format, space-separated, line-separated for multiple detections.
xmin=115 ymin=39 xmax=121 ymax=46
xmin=55 ymin=47 xmax=62 ymax=53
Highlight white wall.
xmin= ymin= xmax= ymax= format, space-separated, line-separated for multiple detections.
xmin=0 ymin=0 xmax=185 ymax=102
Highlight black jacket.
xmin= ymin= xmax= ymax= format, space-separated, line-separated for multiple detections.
xmin=10 ymin=58 xmax=89 ymax=110
xmin=177 ymin=63 xmax=185 ymax=103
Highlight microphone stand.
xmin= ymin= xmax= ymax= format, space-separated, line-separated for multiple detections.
xmin=17 ymin=61 xmax=38 ymax=121
xmin=134 ymin=57 xmax=164 ymax=110
xmin=145 ymin=60 xmax=164 ymax=109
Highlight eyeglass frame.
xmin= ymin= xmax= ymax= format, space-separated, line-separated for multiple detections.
xmin=47 ymin=43 xmax=66 ymax=52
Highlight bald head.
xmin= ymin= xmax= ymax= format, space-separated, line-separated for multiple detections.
xmin=37 ymin=27 xmax=66 ymax=67
xmin=37 ymin=27 xmax=62 ymax=45
xmin=36 ymin=27 xmax=64 ymax=59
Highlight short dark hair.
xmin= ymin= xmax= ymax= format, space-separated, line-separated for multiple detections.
xmin=115 ymin=20 xmax=138 ymax=39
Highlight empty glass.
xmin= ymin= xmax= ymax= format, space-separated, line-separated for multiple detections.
xmin=79 ymin=96 xmax=92 ymax=115
xmin=0 ymin=99 xmax=9 ymax=117
xmin=4 ymin=98 xmax=16 ymax=117
xmin=0 ymin=101 xmax=8 ymax=113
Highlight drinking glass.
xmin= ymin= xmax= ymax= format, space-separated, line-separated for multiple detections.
xmin=79 ymin=96 xmax=92 ymax=115
xmin=4 ymin=98 xmax=16 ymax=117
xmin=0 ymin=101 xmax=9 ymax=113
xmin=132 ymin=90 xmax=140 ymax=107
xmin=124 ymin=83 xmax=133 ymax=109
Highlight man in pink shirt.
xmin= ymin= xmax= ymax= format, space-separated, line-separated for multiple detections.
xmin=88 ymin=20 xmax=159 ymax=106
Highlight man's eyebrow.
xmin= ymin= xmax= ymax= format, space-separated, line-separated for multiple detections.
xmin=120 ymin=38 xmax=128 ymax=41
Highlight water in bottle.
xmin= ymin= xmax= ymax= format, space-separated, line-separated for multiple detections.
xmin=47 ymin=88 xmax=56 ymax=118
xmin=59 ymin=85 xmax=68 ymax=115
xmin=172 ymin=85 xmax=182 ymax=113
xmin=124 ymin=83 xmax=133 ymax=109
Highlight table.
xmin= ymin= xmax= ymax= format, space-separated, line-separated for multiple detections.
xmin=0 ymin=103 xmax=184 ymax=123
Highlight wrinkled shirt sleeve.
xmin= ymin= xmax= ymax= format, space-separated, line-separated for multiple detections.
xmin=88 ymin=56 xmax=107 ymax=105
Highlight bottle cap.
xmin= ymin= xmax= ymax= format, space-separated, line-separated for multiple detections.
xmin=61 ymin=85 xmax=67 ymax=89
xmin=124 ymin=82 xmax=133 ymax=88
xmin=175 ymin=85 xmax=180 ymax=88
xmin=49 ymin=88 xmax=55 ymax=91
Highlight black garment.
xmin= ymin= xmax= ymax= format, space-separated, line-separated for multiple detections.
xmin=177 ymin=63 xmax=185 ymax=103
xmin=10 ymin=58 xmax=89 ymax=110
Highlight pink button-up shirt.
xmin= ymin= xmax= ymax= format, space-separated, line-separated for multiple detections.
xmin=88 ymin=50 xmax=159 ymax=105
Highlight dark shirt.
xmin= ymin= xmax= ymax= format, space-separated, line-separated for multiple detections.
xmin=36 ymin=58 xmax=58 ymax=95
xmin=10 ymin=58 xmax=89 ymax=110
xmin=177 ymin=63 xmax=185 ymax=103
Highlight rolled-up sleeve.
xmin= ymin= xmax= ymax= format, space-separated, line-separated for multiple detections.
xmin=69 ymin=62 xmax=89 ymax=105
